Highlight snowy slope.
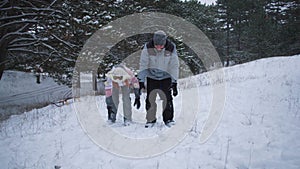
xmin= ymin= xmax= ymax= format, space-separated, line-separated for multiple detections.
xmin=0 ymin=71 xmax=71 ymax=120
xmin=0 ymin=55 xmax=299 ymax=169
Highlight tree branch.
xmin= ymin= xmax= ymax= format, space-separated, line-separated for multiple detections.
xmin=8 ymin=0 xmax=61 ymax=35
xmin=0 ymin=0 xmax=8 ymax=8
xmin=0 ymin=32 xmax=36 ymax=45
xmin=8 ymin=48 xmax=50 ymax=56
xmin=9 ymin=38 xmax=43 ymax=45
xmin=22 ymin=0 xmax=38 ymax=8
xmin=60 ymin=55 xmax=76 ymax=62
xmin=0 ymin=7 xmax=64 ymax=15
xmin=50 ymin=33 xmax=76 ymax=49
xmin=0 ymin=13 xmax=48 ymax=21
xmin=0 ymin=20 xmax=39 ymax=30
xmin=8 ymin=42 xmax=39 ymax=49
xmin=40 ymin=42 xmax=76 ymax=62
xmin=41 ymin=42 xmax=59 ymax=52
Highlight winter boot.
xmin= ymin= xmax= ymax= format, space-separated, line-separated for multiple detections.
xmin=107 ymin=106 xmax=112 ymax=121
xmin=110 ymin=112 xmax=116 ymax=123
xmin=145 ymin=119 xmax=157 ymax=128
xmin=107 ymin=106 xmax=116 ymax=123
xmin=123 ymin=118 xmax=132 ymax=126
xmin=164 ymin=120 xmax=176 ymax=127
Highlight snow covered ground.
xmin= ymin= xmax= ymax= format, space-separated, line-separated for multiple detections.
xmin=0 ymin=55 xmax=299 ymax=169
xmin=0 ymin=71 xmax=71 ymax=120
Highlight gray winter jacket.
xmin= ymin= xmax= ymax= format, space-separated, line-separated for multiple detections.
xmin=138 ymin=40 xmax=179 ymax=83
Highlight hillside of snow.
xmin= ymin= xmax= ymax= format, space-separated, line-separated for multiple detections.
xmin=0 ymin=71 xmax=71 ymax=120
xmin=0 ymin=55 xmax=299 ymax=169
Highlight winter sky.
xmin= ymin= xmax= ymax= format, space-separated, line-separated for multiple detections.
xmin=199 ymin=0 xmax=216 ymax=5
xmin=184 ymin=0 xmax=216 ymax=5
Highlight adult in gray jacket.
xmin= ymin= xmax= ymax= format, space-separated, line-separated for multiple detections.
xmin=138 ymin=30 xmax=179 ymax=128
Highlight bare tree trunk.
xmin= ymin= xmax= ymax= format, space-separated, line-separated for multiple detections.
xmin=0 ymin=42 xmax=8 ymax=80
xmin=92 ymin=71 xmax=97 ymax=91
xmin=226 ymin=20 xmax=230 ymax=67
xmin=36 ymin=74 xmax=41 ymax=84
xmin=0 ymin=63 xmax=4 ymax=80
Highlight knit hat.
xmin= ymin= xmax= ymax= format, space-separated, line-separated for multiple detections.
xmin=153 ymin=30 xmax=167 ymax=46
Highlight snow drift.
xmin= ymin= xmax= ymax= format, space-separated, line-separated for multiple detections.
xmin=0 ymin=55 xmax=299 ymax=169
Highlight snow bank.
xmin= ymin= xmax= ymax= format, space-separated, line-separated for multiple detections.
xmin=0 ymin=71 xmax=70 ymax=120
xmin=0 ymin=55 xmax=299 ymax=169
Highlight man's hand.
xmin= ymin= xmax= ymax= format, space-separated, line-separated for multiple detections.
xmin=171 ymin=83 xmax=178 ymax=97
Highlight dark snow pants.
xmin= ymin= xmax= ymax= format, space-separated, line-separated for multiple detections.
xmin=145 ymin=77 xmax=174 ymax=123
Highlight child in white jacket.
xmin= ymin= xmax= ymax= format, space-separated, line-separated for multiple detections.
xmin=105 ymin=65 xmax=140 ymax=126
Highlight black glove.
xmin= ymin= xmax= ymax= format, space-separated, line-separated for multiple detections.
xmin=133 ymin=98 xmax=141 ymax=109
xmin=171 ymin=83 xmax=178 ymax=97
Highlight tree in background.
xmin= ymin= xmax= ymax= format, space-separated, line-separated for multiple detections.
xmin=265 ymin=0 xmax=300 ymax=55
xmin=1 ymin=0 xmax=298 ymax=85
xmin=0 ymin=0 xmax=66 ymax=79
xmin=0 ymin=0 xmax=125 ymax=85
xmin=216 ymin=0 xmax=299 ymax=65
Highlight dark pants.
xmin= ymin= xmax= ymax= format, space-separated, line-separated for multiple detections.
xmin=146 ymin=77 xmax=174 ymax=123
